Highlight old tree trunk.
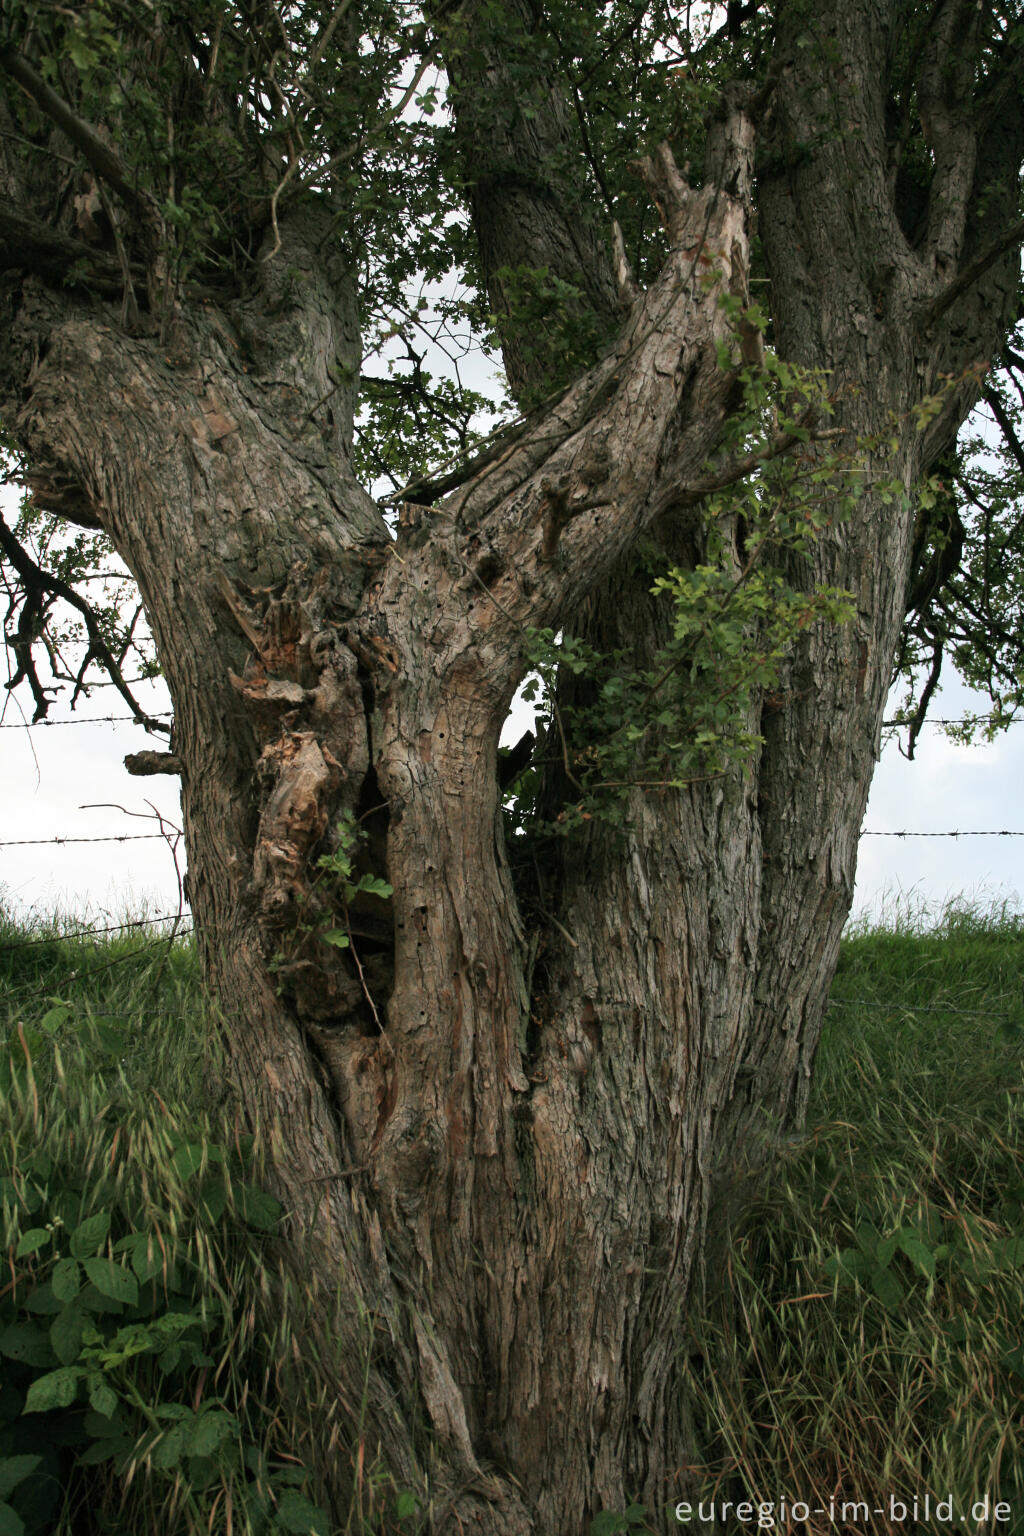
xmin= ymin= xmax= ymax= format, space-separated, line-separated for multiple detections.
xmin=1 ymin=0 xmax=1021 ymax=1529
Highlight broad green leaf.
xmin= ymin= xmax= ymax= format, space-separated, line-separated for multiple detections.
xmin=151 ymin=1424 xmax=187 ymax=1471
xmin=38 ymin=1006 xmax=71 ymax=1034
xmin=875 ymin=1231 xmax=898 ymax=1268
xmin=187 ymin=1410 xmax=235 ymax=1457
xmin=87 ymin=1376 xmax=117 ymax=1420
xmin=24 ymin=1367 xmax=80 ymax=1413
xmin=275 ymin=1489 xmax=329 ymax=1535
xmin=0 ymin=1457 xmax=41 ymax=1500
xmin=896 ymin=1230 xmax=936 ymax=1277
xmin=319 ymin=928 xmax=350 ymax=949
xmin=70 ymin=1212 xmax=110 ymax=1258
xmin=50 ymin=1305 xmax=86 ymax=1366
xmin=51 ymin=1259 xmax=81 ymax=1303
xmin=235 ymin=1185 xmax=282 ymax=1232
xmin=870 ymin=1265 xmax=905 ymax=1311
xmin=14 ymin=1229 xmax=50 ymax=1259
xmin=172 ymin=1142 xmax=206 ymax=1180
xmin=82 ymin=1259 xmax=138 ymax=1306
xmin=0 ymin=1500 xmax=25 ymax=1536
xmin=0 ymin=1322 xmax=54 ymax=1368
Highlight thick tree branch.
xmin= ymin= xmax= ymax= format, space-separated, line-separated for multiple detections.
xmin=0 ymin=196 xmax=130 ymax=290
xmin=0 ymin=510 xmax=168 ymax=730
xmin=920 ymin=218 xmax=1024 ymax=329
xmin=0 ymin=47 xmax=150 ymax=215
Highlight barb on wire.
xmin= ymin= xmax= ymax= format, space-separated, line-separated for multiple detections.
xmin=0 ymin=911 xmax=189 ymax=950
xmin=1 ymin=926 xmax=196 ymax=1011
xmin=882 ymin=714 xmax=1022 ymax=728
xmin=0 ymin=712 xmax=172 ymax=729
xmin=861 ymin=828 xmax=1024 ymax=837
xmin=0 ymin=833 xmax=167 ymax=846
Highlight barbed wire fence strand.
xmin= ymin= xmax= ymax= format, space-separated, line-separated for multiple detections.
xmin=0 ymin=712 xmax=173 ymax=729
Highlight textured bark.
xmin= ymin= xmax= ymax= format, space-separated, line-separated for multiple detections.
xmin=1 ymin=1 xmax=1022 ymax=1531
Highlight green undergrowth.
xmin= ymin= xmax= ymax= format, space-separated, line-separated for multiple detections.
xmin=0 ymin=905 xmax=361 ymax=1536
xmin=687 ymin=898 xmax=1024 ymax=1534
xmin=3 ymin=897 xmax=1024 ymax=1535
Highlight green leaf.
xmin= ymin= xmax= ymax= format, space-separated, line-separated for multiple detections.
xmin=896 ymin=1229 xmax=936 ymax=1278
xmin=82 ymin=1259 xmax=138 ymax=1306
xmin=38 ymin=1005 xmax=71 ymax=1034
xmin=234 ymin=1185 xmax=282 ymax=1232
xmin=395 ymin=1490 xmax=419 ymax=1520
xmin=0 ymin=1500 xmax=25 ymax=1536
xmin=15 ymin=1229 xmax=50 ymax=1259
xmin=172 ymin=1142 xmax=206 ymax=1180
xmin=24 ymin=1284 xmax=62 ymax=1316
xmin=128 ymin=1236 xmax=167 ymax=1285
xmin=87 ymin=1376 xmax=118 ymax=1421
xmin=24 ymin=1367 xmax=80 ymax=1413
xmin=51 ymin=1259 xmax=81 ymax=1303
xmin=354 ymin=874 xmax=393 ymax=899
xmin=197 ymin=1179 xmax=228 ymax=1224
xmin=0 ymin=1322 xmax=55 ymax=1368
xmin=187 ymin=1410 xmax=235 ymax=1457
xmin=0 ymin=1457 xmax=41 ymax=1501
xmin=869 ymin=1265 xmax=906 ymax=1311
xmin=319 ymin=928 xmax=350 ymax=949
xmin=70 ymin=1212 xmax=110 ymax=1258
xmin=275 ymin=1489 xmax=330 ymax=1535
xmin=875 ymin=1231 xmax=898 ymax=1268
xmin=151 ymin=1424 xmax=187 ymax=1471
xmin=50 ymin=1304 xmax=86 ymax=1366
xmin=591 ymin=1513 xmax=630 ymax=1536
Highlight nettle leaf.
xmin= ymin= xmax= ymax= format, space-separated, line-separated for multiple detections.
xmin=82 ymin=1258 xmax=138 ymax=1307
xmin=38 ymin=1005 xmax=72 ymax=1034
xmin=275 ymin=1489 xmax=330 ymax=1535
xmin=87 ymin=1375 xmax=118 ymax=1421
xmin=23 ymin=1367 xmax=81 ymax=1413
xmin=0 ymin=1322 xmax=55 ymax=1369
xmin=234 ymin=1185 xmax=282 ymax=1233
xmin=51 ymin=1259 xmax=81 ymax=1303
xmin=14 ymin=1229 xmax=51 ymax=1259
xmin=187 ymin=1409 xmax=236 ymax=1457
xmin=896 ymin=1229 xmax=936 ymax=1278
xmin=69 ymin=1212 xmax=110 ymax=1259
xmin=50 ymin=1304 xmax=87 ymax=1366
xmin=0 ymin=1456 xmax=41 ymax=1501
xmin=0 ymin=1499 xmax=26 ymax=1536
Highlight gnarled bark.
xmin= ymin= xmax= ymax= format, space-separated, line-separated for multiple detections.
xmin=1 ymin=1 xmax=1022 ymax=1529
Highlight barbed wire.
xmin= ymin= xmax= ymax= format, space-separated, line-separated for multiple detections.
xmin=0 ymin=833 xmax=169 ymax=846
xmin=860 ymin=829 xmax=1024 ymax=837
xmin=0 ymin=912 xmax=189 ymax=949
xmin=0 ymin=712 xmax=172 ymax=729
xmin=882 ymin=714 xmax=1022 ymax=728
xmin=1 ymin=927 xmax=195 ymax=1011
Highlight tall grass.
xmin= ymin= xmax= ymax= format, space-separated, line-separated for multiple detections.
xmin=689 ymin=899 xmax=1024 ymax=1534
xmin=0 ymin=904 xmax=398 ymax=1536
xmin=3 ymin=896 xmax=1023 ymax=1534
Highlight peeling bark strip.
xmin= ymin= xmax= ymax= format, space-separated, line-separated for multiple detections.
xmin=1 ymin=0 xmax=1022 ymax=1526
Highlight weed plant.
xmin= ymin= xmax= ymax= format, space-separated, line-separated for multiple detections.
xmin=689 ymin=899 xmax=1024 ymax=1534
xmin=3 ymin=897 xmax=1023 ymax=1535
xmin=0 ymin=901 xmax=385 ymax=1536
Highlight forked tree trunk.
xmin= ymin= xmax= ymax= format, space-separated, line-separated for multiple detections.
xmin=1 ymin=10 xmax=1020 ymax=1530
